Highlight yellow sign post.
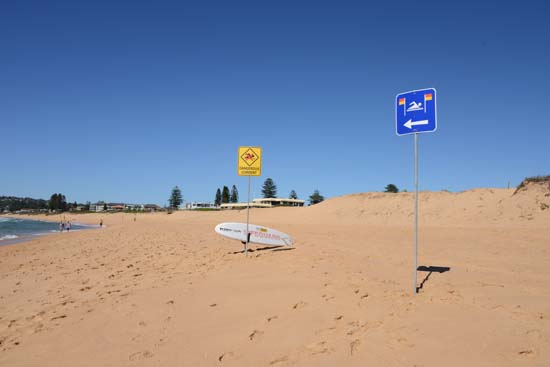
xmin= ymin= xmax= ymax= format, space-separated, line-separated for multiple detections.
xmin=237 ymin=146 xmax=262 ymax=255
xmin=238 ymin=146 xmax=262 ymax=176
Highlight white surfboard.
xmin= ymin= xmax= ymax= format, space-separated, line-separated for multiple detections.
xmin=215 ymin=222 xmax=294 ymax=247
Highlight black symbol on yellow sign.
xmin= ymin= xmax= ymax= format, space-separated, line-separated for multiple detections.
xmin=240 ymin=148 xmax=259 ymax=167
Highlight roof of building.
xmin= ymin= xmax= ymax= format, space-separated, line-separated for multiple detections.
xmin=252 ymin=198 xmax=305 ymax=203
xmin=220 ymin=203 xmax=271 ymax=209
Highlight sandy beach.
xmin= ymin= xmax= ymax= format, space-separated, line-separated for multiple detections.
xmin=1 ymin=184 xmax=549 ymax=366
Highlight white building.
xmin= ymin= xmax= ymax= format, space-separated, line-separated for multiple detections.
xmin=89 ymin=202 xmax=106 ymax=212
xmin=125 ymin=204 xmax=145 ymax=211
xmin=252 ymin=198 xmax=305 ymax=207
xmin=220 ymin=198 xmax=305 ymax=210
xmin=185 ymin=202 xmax=218 ymax=210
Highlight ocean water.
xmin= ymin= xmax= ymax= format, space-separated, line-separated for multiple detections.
xmin=0 ymin=217 xmax=95 ymax=245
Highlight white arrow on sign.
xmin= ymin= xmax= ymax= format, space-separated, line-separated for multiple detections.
xmin=404 ymin=119 xmax=429 ymax=129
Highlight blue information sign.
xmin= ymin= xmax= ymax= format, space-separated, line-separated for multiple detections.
xmin=395 ymin=88 xmax=437 ymax=136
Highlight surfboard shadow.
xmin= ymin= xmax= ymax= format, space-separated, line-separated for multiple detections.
xmin=416 ymin=265 xmax=451 ymax=292
xmin=229 ymin=246 xmax=295 ymax=254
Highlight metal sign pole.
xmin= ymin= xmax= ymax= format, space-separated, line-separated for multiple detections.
xmin=414 ymin=132 xmax=419 ymax=294
xmin=396 ymin=88 xmax=436 ymax=295
xmin=245 ymin=175 xmax=251 ymax=256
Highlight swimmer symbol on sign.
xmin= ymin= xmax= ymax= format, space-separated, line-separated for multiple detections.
xmin=406 ymin=101 xmax=423 ymax=112
xmin=241 ymin=148 xmax=259 ymax=166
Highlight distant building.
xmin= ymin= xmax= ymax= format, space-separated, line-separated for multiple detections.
xmin=252 ymin=198 xmax=305 ymax=207
xmin=90 ymin=201 xmax=106 ymax=212
xmin=144 ymin=204 xmax=161 ymax=212
xmin=125 ymin=204 xmax=144 ymax=211
xmin=220 ymin=202 xmax=271 ymax=210
xmin=185 ymin=202 xmax=218 ymax=210
xmin=87 ymin=202 xmax=161 ymax=212
xmin=220 ymin=198 xmax=304 ymax=210
xmin=107 ymin=203 xmax=125 ymax=211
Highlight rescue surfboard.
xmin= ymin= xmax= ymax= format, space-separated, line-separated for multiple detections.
xmin=214 ymin=222 xmax=294 ymax=247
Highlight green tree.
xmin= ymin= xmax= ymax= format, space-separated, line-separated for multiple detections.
xmin=59 ymin=194 xmax=67 ymax=211
xmin=384 ymin=184 xmax=399 ymax=193
xmin=48 ymin=194 xmax=58 ymax=211
xmin=308 ymin=190 xmax=324 ymax=205
xmin=214 ymin=188 xmax=222 ymax=206
xmin=221 ymin=186 xmax=230 ymax=203
xmin=230 ymin=185 xmax=239 ymax=203
xmin=289 ymin=190 xmax=298 ymax=199
xmin=48 ymin=193 xmax=67 ymax=211
xmin=169 ymin=186 xmax=183 ymax=209
xmin=261 ymin=178 xmax=277 ymax=198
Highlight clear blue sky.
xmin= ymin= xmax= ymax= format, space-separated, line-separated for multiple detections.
xmin=2 ymin=1 xmax=549 ymax=205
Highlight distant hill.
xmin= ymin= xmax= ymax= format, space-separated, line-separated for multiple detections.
xmin=0 ymin=196 xmax=48 ymax=212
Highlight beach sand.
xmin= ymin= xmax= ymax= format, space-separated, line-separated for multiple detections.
xmin=1 ymin=184 xmax=549 ymax=366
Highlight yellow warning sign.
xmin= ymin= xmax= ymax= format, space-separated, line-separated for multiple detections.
xmin=238 ymin=146 xmax=262 ymax=176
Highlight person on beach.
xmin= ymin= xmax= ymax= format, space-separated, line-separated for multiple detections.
xmin=59 ymin=222 xmax=64 ymax=232
xmin=100 ymin=219 xmax=103 ymax=228
xmin=67 ymin=221 xmax=71 ymax=232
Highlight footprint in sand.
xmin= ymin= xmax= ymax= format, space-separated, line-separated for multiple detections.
xmin=32 ymin=323 xmax=45 ymax=334
xmin=249 ymin=329 xmax=264 ymax=341
xmin=396 ymin=337 xmax=415 ymax=348
xmin=218 ymin=351 xmax=234 ymax=362
xmin=128 ymin=350 xmax=154 ymax=361
xmin=350 ymin=339 xmax=360 ymax=355
xmin=518 ymin=349 xmax=535 ymax=357
xmin=269 ymin=356 xmax=289 ymax=365
xmin=306 ymin=341 xmax=331 ymax=355
xmin=50 ymin=315 xmax=67 ymax=321
xmin=292 ymin=301 xmax=307 ymax=310
xmin=130 ymin=334 xmax=143 ymax=342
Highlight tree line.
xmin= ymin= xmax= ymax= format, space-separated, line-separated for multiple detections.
xmin=0 ymin=193 xmax=79 ymax=213
xmin=214 ymin=185 xmax=239 ymax=205
xmin=7 ymin=181 xmax=399 ymax=213
xmin=0 ymin=196 xmax=48 ymax=212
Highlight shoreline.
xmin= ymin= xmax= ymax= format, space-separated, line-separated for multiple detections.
xmin=0 ymin=216 xmax=99 ymax=247
xmin=1 ymin=213 xmax=100 ymax=225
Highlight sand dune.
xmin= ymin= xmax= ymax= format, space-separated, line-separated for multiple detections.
xmin=1 ymin=184 xmax=549 ymax=366
xmin=302 ymin=185 xmax=549 ymax=227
